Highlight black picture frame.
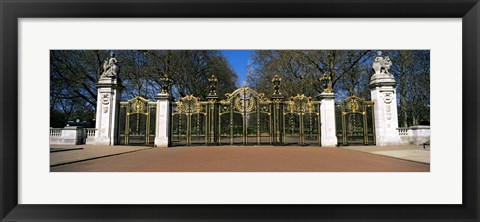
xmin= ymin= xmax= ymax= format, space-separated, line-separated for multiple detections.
xmin=1 ymin=0 xmax=478 ymax=221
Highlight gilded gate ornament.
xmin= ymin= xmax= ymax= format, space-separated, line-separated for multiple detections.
xmin=216 ymin=84 xmax=273 ymax=145
xmin=195 ymin=101 xmax=202 ymax=113
xmin=288 ymin=98 xmax=295 ymax=113
xmin=159 ymin=75 xmax=172 ymax=94
xmin=287 ymin=94 xmax=311 ymax=113
xmin=179 ymin=95 xmax=203 ymax=114
xmin=171 ymin=94 xmax=208 ymax=146
xmin=118 ymin=96 xmax=156 ymax=145
xmin=337 ymin=96 xmax=375 ymax=146
xmin=170 ymin=81 xmax=322 ymax=146
xmin=283 ymin=94 xmax=319 ymax=145
xmin=208 ymin=75 xmax=218 ymax=97
xmin=271 ymin=75 xmax=282 ymax=96
xmin=349 ymin=98 xmax=359 ymax=113
xmin=319 ymin=73 xmax=333 ymax=93
xmin=131 ymin=99 xmax=145 ymax=113
xmin=177 ymin=101 xmax=183 ymax=114
xmin=234 ymin=96 xmax=255 ymax=113
xmin=307 ymin=98 xmax=314 ymax=113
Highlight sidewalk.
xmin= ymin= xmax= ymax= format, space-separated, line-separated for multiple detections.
xmin=50 ymin=144 xmax=152 ymax=166
xmin=343 ymin=145 xmax=430 ymax=164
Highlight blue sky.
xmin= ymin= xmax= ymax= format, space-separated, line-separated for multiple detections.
xmin=220 ymin=50 xmax=254 ymax=87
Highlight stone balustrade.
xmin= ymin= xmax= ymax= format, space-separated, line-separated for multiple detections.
xmin=85 ymin=128 xmax=97 ymax=144
xmin=50 ymin=127 xmax=97 ymax=145
xmin=397 ymin=125 xmax=430 ymax=145
xmin=50 ymin=128 xmax=62 ymax=137
xmin=397 ymin=127 xmax=409 ymax=136
xmin=49 ymin=128 xmax=63 ymax=144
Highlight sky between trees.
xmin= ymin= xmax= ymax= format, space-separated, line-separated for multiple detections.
xmin=50 ymin=50 xmax=430 ymax=128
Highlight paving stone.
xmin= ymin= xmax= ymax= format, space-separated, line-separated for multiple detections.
xmin=51 ymin=146 xmax=429 ymax=172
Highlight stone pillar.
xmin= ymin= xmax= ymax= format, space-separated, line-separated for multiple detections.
xmin=154 ymin=93 xmax=171 ymax=147
xmin=154 ymin=75 xmax=172 ymax=148
xmin=94 ymin=77 xmax=121 ymax=145
xmin=318 ymin=93 xmax=337 ymax=147
xmin=369 ymin=52 xmax=401 ymax=146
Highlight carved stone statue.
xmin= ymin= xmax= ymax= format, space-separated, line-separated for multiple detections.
xmin=372 ymin=51 xmax=392 ymax=75
xmin=101 ymin=53 xmax=119 ymax=78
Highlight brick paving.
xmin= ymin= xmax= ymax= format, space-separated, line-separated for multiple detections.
xmin=51 ymin=146 xmax=429 ymax=172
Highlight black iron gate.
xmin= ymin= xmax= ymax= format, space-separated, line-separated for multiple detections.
xmin=336 ymin=96 xmax=375 ymax=145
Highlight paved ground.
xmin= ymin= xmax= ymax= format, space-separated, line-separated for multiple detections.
xmin=51 ymin=145 xmax=429 ymax=172
xmin=344 ymin=145 xmax=430 ymax=164
xmin=50 ymin=145 xmax=150 ymax=166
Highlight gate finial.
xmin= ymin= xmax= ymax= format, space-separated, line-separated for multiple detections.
xmin=159 ymin=74 xmax=172 ymax=94
xmin=208 ymin=75 xmax=218 ymax=97
xmin=271 ymin=75 xmax=282 ymax=96
xmin=319 ymin=73 xmax=332 ymax=93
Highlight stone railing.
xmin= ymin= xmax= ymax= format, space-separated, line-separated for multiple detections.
xmin=397 ymin=125 xmax=430 ymax=145
xmin=85 ymin=128 xmax=97 ymax=144
xmin=50 ymin=126 xmax=89 ymax=145
xmin=50 ymin=128 xmax=62 ymax=137
xmin=397 ymin=127 xmax=410 ymax=144
xmin=49 ymin=128 xmax=63 ymax=144
xmin=397 ymin=127 xmax=409 ymax=136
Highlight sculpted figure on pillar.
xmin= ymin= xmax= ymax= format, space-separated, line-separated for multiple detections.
xmin=101 ymin=53 xmax=119 ymax=78
xmin=372 ymin=51 xmax=392 ymax=75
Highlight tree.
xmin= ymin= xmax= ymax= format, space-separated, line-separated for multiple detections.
xmin=247 ymin=50 xmax=371 ymax=98
xmin=136 ymin=50 xmax=238 ymax=100
xmin=390 ymin=50 xmax=430 ymax=126
xmin=50 ymin=50 xmax=238 ymax=127
xmin=247 ymin=50 xmax=430 ymax=126
xmin=50 ymin=50 xmax=108 ymax=125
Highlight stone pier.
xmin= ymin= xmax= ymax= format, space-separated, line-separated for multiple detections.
xmin=94 ymin=53 xmax=121 ymax=145
xmin=319 ymin=92 xmax=337 ymax=147
xmin=369 ymin=52 xmax=401 ymax=146
xmin=154 ymin=93 xmax=171 ymax=147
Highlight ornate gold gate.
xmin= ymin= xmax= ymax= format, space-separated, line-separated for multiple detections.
xmin=171 ymin=95 xmax=208 ymax=146
xmin=217 ymin=86 xmax=272 ymax=145
xmin=118 ymin=96 xmax=156 ymax=145
xmin=170 ymin=76 xmax=323 ymax=146
xmin=283 ymin=94 xmax=321 ymax=145
xmin=336 ymin=96 xmax=375 ymax=145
